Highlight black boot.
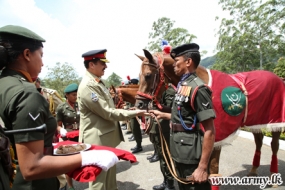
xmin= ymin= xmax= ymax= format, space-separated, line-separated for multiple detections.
xmin=149 ymin=154 xmax=159 ymax=163
xmin=147 ymin=149 xmax=157 ymax=160
xmin=153 ymin=180 xmax=166 ymax=190
xmin=165 ymin=180 xmax=175 ymax=190
xmin=131 ymin=145 xmax=143 ymax=153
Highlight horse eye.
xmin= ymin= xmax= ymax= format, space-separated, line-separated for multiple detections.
xmin=145 ymin=73 xmax=151 ymax=80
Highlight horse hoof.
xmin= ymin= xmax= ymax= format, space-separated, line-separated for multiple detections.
xmin=247 ymin=172 xmax=257 ymax=176
xmin=271 ymin=173 xmax=279 ymax=188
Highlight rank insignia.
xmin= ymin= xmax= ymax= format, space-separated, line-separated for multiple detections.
xmin=91 ymin=92 xmax=99 ymax=102
xmin=95 ymin=78 xmax=100 ymax=83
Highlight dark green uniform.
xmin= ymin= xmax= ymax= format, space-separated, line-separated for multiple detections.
xmin=56 ymin=102 xmax=80 ymax=141
xmin=129 ymin=102 xmax=142 ymax=147
xmin=150 ymin=84 xmax=176 ymax=188
xmin=0 ymin=69 xmax=59 ymax=190
xmin=170 ymin=73 xmax=215 ymax=190
xmin=0 ymin=125 xmax=11 ymax=190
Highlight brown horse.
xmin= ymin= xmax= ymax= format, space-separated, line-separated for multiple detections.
xmin=109 ymin=84 xmax=139 ymax=108
xmin=135 ymin=49 xmax=285 ymax=188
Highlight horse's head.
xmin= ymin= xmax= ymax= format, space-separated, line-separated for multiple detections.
xmin=110 ymin=84 xmax=139 ymax=108
xmin=117 ymin=84 xmax=138 ymax=106
xmin=135 ymin=49 xmax=171 ymax=110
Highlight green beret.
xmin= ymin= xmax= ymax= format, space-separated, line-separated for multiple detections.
xmin=170 ymin=43 xmax=199 ymax=59
xmin=64 ymin=83 xmax=78 ymax=93
xmin=0 ymin=25 xmax=45 ymax=42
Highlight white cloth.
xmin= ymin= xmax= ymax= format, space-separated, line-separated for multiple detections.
xmin=60 ymin=128 xmax=67 ymax=137
xmin=80 ymin=150 xmax=119 ymax=171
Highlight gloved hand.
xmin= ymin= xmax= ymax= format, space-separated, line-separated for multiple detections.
xmin=80 ymin=150 xmax=119 ymax=171
xmin=60 ymin=128 xmax=67 ymax=137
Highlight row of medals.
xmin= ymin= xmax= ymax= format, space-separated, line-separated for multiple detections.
xmin=175 ymin=85 xmax=191 ymax=103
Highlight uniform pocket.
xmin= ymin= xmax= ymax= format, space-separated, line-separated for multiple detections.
xmin=170 ymin=132 xmax=202 ymax=164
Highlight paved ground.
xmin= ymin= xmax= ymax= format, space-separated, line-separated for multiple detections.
xmin=73 ymin=130 xmax=285 ymax=190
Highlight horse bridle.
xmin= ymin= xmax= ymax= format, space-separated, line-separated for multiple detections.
xmin=136 ymin=53 xmax=170 ymax=110
xmin=110 ymin=86 xmax=124 ymax=109
xmin=115 ymin=88 xmax=124 ymax=109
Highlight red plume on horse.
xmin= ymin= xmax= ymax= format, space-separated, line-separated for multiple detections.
xmin=161 ymin=39 xmax=171 ymax=55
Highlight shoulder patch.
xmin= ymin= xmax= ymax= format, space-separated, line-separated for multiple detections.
xmin=91 ymin=92 xmax=99 ymax=102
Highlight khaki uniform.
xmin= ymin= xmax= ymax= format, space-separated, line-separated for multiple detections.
xmin=78 ymin=71 xmax=138 ymax=190
xmin=0 ymin=69 xmax=58 ymax=190
xmin=170 ymin=73 xmax=216 ymax=190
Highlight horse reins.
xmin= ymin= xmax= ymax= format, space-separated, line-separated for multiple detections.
xmin=153 ymin=115 xmax=196 ymax=184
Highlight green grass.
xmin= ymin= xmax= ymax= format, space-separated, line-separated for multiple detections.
xmin=241 ymin=128 xmax=285 ymax=140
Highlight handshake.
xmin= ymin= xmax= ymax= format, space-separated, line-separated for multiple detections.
xmin=80 ymin=150 xmax=119 ymax=171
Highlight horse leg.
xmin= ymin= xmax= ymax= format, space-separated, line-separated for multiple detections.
xmin=248 ymin=132 xmax=263 ymax=176
xmin=209 ymin=148 xmax=222 ymax=190
xmin=270 ymin=131 xmax=281 ymax=188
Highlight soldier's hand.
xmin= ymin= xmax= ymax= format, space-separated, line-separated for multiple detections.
xmin=192 ymin=167 xmax=208 ymax=183
xmin=149 ymin=110 xmax=171 ymax=120
xmin=136 ymin=110 xmax=149 ymax=116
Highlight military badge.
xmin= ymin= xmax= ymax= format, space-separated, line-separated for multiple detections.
xmin=221 ymin=87 xmax=246 ymax=116
xmin=91 ymin=92 xmax=99 ymax=102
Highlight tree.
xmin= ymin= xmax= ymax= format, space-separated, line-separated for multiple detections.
xmin=273 ymin=57 xmax=285 ymax=78
xmin=105 ymin=72 xmax=122 ymax=88
xmin=42 ymin=62 xmax=82 ymax=96
xmin=214 ymin=0 xmax=285 ymax=73
xmin=146 ymin=17 xmax=201 ymax=54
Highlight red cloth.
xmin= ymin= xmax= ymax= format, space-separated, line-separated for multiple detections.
xmin=66 ymin=130 xmax=79 ymax=138
xmin=252 ymin=150 xmax=261 ymax=167
xmin=210 ymin=70 xmax=285 ymax=143
xmin=57 ymin=130 xmax=79 ymax=139
xmin=53 ymin=141 xmax=137 ymax=182
xmin=270 ymin=155 xmax=278 ymax=173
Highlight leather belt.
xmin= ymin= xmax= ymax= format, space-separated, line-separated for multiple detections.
xmin=65 ymin=123 xmax=79 ymax=130
xmin=171 ymin=123 xmax=193 ymax=132
xmin=44 ymin=146 xmax=54 ymax=155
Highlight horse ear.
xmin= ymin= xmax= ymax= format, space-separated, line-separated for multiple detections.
xmin=135 ymin=54 xmax=145 ymax=61
xmin=164 ymin=56 xmax=174 ymax=65
xmin=143 ymin=49 xmax=154 ymax=63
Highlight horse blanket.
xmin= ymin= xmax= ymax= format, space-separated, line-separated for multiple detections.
xmin=208 ymin=69 xmax=285 ymax=146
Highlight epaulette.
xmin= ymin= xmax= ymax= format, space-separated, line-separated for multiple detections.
xmin=95 ymin=78 xmax=100 ymax=83
xmin=42 ymin=88 xmax=56 ymax=94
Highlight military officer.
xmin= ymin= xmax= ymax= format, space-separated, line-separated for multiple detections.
xmin=150 ymin=43 xmax=216 ymax=190
xmin=0 ymin=25 xmax=118 ymax=190
xmin=57 ymin=83 xmax=80 ymax=140
xmin=56 ymin=83 xmax=80 ymax=190
xmin=78 ymin=49 xmax=147 ymax=190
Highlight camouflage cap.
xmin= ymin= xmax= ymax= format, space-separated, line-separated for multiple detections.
xmin=0 ymin=25 xmax=45 ymax=42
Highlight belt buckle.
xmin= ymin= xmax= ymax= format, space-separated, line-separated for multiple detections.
xmin=72 ymin=123 xmax=78 ymax=130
